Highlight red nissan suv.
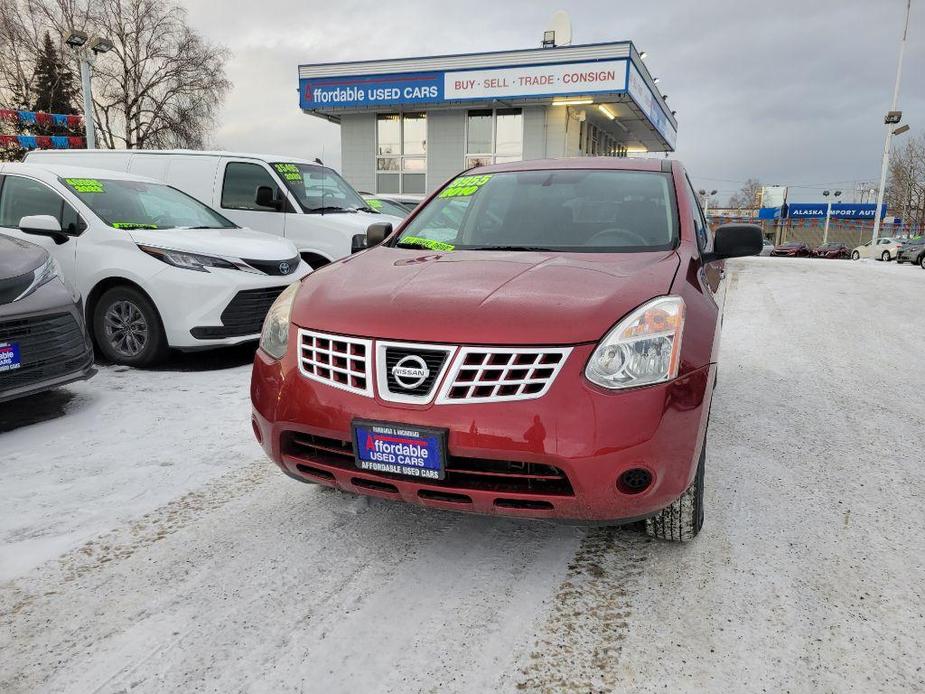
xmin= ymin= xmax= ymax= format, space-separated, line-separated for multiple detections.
xmin=251 ymin=158 xmax=761 ymax=541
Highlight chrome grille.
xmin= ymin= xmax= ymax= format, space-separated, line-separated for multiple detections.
xmin=298 ymin=329 xmax=372 ymax=396
xmin=436 ymin=347 xmax=571 ymax=403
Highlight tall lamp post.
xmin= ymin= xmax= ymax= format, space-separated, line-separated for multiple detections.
xmin=871 ymin=0 xmax=913 ymax=244
xmin=64 ymin=31 xmax=113 ymax=150
xmin=698 ymin=188 xmax=717 ymax=216
xmin=822 ymin=190 xmax=842 ymax=244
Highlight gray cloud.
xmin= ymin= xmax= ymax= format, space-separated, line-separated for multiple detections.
xmin=184 ymin=0 xmax=923 ymax=203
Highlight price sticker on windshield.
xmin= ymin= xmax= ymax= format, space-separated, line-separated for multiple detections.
xmin=439 ymin=174 xmax=493 ymax=198
xmin=273 ymin=163 xmax=303 ymax=182
xmin=64 ymin=178 xmax=104 ymax=193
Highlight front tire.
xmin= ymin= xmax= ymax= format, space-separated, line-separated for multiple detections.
xmin=920 ymin=256 xmax=925 ymax=269
xmin=852 ymin=251 xmax=860 ymax=260
xmin=881 ymin=251 xmax=891 ymax=261
xmin=645 ymin=438 xmax=706 ymax=542
xmin=93 ymin=286 xmax=168 ymax=367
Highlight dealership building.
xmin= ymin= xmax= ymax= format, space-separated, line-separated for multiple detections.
xmin=297 ymin=41 xmax=677 ymax=196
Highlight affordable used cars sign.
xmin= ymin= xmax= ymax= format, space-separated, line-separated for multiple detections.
xmin=301 ymin=72 xmax=444 ymax=108
xmin=299 ymin=59 xmax=629 ymax=109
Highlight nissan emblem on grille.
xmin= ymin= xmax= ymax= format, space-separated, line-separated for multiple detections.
xmin=391 ymin=355 xmax=430 ymax=389
xmin=278 ymin=261 xmax=291 ymax=274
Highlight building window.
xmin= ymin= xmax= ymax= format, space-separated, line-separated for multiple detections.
xmin=466 ymin=108 xmax=522 ymax=168
xmin=377 ymin=113 xmax=426 ymax=194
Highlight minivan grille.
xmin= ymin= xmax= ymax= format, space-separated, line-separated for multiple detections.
xmin=282 ymin=432 xmax=574 ymax=496
xmin=192 ymin=286 xmax=288 ymax=339
xmin=242 ymin=256 xmax=301 ymax=276
xmin=0 ymin=313 xmax=91 ymax=391
xmin=298 ymin=329 xmax=372 ymax=396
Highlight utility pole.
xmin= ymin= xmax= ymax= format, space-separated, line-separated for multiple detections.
xmin=872 ymin=0 xmax=912 ymax=243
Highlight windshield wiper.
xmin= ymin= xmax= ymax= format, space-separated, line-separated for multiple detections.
xmin=462 ymin=245 xmax=557 ymax=252
xmin=177 ymin=226 xmax=216 ymax=229
xmin=354 ymin=206 xmax=378 ymax=213
xmin=306 ymin=205 xmax=354 ymax=214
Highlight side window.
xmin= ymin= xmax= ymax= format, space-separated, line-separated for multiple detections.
xmin=0 ymin=175 xmax=84 ymax=235
xmin=683 ymin=176 xmax=712 ymax=253
xmin=221 ymin=162 xmax=281 ymax=211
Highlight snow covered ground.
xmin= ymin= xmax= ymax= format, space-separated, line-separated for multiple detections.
xmin=1 ymin=257 xmax=923 ymax=693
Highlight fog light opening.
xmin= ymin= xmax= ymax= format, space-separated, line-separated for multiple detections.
xmin=617 ymin=468 xmax=652 ymax=495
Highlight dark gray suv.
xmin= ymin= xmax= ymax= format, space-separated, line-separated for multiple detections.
xmin=1 ymin=235 xmax=95 ymax=403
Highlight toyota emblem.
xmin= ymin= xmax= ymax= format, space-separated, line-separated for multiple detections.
xmin=278 ymin=261 xmax=291 ymax=274
xmin=391 ymin=355 xmax=430 ymax=389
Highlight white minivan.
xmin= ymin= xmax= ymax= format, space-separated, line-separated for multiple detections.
xmin=0 ymin=163 xmax=310 ymax=366
xmin=25 ymin=150 xmax=401 ymax=268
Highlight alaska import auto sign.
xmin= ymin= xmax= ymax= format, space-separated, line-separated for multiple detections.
xmin=299 ymin=59 xmax=629 ymax=109
xmin=787 ymin=203 xmax=887 ymax=219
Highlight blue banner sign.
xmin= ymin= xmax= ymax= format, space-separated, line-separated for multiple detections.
xmin=301 ymin=72 xmax=443 ymax=109
xmin=787 ymin=203 xmax=886 ymax=219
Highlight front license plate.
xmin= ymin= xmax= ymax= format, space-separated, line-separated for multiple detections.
xmin=0 ymin=342 xmax=21 ymax=373
xmin=352 ymin=420 xmax=447 ymax=481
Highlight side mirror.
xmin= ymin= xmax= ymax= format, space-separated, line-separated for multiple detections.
xmin=704 ymin=223 xmax=763 ymax=262
xmin=255 ymin=186 xmax=283 ymax=211
xmin=366 ymin=222 xmax=392 ymax=247
xmin=351 ymin=233 xmax=368 ymax=254
xmin=19 ymin=215 xmax=69 ymax=244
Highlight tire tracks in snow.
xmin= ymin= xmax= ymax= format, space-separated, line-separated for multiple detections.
xmin=513 ymin=528 xmax=651 ymax=693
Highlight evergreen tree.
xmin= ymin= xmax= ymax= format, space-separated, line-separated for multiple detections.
xmin=31 ymin=33 xmax=79 ymax=114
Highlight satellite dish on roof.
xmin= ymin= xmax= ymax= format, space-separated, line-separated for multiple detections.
xmin=543 ymin=10 xmax=572 ymax=47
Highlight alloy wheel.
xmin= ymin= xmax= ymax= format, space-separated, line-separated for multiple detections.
xmin=103 ymin=300 xmax=149 ymax=358
xmin=852 ymin=251 xmax=860 ymax=260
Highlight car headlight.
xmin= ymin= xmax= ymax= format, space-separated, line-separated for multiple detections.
xmin=259 ymin=282 xmax=300 ymax=360
xmin=15 ymin=256 xmax=61 ymax=301
xmin=138 ymin=244 xmax=240 ymax=272
xmin=585 ymin=296 xmax=686 ymax=390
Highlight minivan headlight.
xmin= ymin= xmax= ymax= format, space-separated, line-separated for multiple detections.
xmin=15 ymin=256 xmax=61 ymax=301
xmin=585 ymin=296 xmax=686 ymax=390
xmin=260 ymin=282 xmax=300 ymax=360
xmin=138 ymin=245 xmax=240 ymax=272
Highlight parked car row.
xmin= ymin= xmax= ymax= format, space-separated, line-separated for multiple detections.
xmin=1 ymin=151 xmax=404 ymax=402
xmin=767 ymin=237 xmax=911 ymax=262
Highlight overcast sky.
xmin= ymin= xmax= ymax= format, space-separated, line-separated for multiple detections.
xmin=183 ymin=0 xmax=923 ymax=204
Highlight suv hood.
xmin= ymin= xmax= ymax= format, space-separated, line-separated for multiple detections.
xmin=292 ymin=247 xmax=680 ymax=345
xmin=127 ymin=226 xmax=299 ymax=260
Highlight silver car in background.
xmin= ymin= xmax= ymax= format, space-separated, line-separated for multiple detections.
xmin=0 ymin=235 xmax=95 ymax=403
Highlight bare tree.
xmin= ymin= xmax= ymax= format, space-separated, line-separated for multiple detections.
xmin=886 ymin=134 xmax=925 ymax=229
xmin=0 ymin=0 xmax=46 ymax=111
xmin=2 ymin=0 xmax=230 ymax=149
xmin=728 ymin=178 xmax=761 ymax=210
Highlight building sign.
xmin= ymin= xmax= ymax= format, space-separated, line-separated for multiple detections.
xmin=787 ymin=203 xmax=886 ymax=219
xmin=301 ymin=72 xmax=444 ymax=108
xmin=626 ymin=63 xmax=676 ymax=150
xmin=443 ymin=60 xmax=627 ymax=100
xmin=300 ymin=60 xmax=629 ymax=109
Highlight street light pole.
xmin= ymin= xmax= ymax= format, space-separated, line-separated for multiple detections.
xmin=822 ymin=190 xmax=841 ymax=244
xmin=872 ymin=0 xmax=912 ymax=243
xmin=65 ymin=32 xmax=113 ymax=150
xmin=77 ymin=57 xmax=96 ymax=149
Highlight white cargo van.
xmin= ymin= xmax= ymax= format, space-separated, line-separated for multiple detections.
xmin=25 ymin=150 xmax=401 ymax=268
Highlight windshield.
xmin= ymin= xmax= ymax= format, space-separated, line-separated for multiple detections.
xmin=271 ymin=163 xmax=368 ymax=213
xmin=363 ymin=197 xmax=410 ymax=218
xmin=61 ymin=177 xmax=235 ymax=230
xmin=395 ymin=170 xmax=677 ymax=252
